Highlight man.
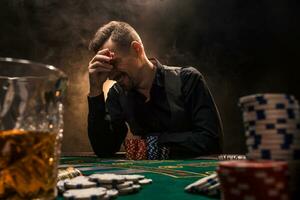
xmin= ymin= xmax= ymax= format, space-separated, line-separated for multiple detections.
xmin=87 ymin=21 xmax=223 ymax=158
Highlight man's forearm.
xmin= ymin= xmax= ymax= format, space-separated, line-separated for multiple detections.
xmin=87 ymin=94 xmax=127 ymax=157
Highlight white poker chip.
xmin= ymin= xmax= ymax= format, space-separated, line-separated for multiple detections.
xmin=89 ymin=173 xmax=125 ymax=184
xmin=57 ymin=179 xmax=67 ymax=193
xmin=118 ymin=186 xmax=135 ymax=195
xmin=241 ymin=103 xmax=300 ymax=111
xmin=132 ymin=184 xmax=141 ymax=192
xmin=63 ymin=187 xmax=107 ymax=200
xmin=122 ymin=174 xmax=145 ymax=182
xmin=64 ymin=176 xmax=97 ymax=189
xmin=239 ymin=94 xmax=296 ymax=104
xmin=99 ymin=184 xmax=114 ymax=189
xmin=106 ymin=189 xmax=119 ymax=198
xmin=115 ymin=181 xmax=134 ymax=189
xmin=138 ymin=178 xmax=153 ymax=185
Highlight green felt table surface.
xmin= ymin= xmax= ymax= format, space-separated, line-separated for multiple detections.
xmin=57 ymin=156 xmax=220 ymax=200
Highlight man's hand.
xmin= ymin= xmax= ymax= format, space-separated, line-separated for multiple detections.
xmin=88 ymin=48 xmax=114 ymax=97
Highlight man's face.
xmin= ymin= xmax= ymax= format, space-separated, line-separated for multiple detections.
xmin=102 ymin=39 xmax=141 ymax=91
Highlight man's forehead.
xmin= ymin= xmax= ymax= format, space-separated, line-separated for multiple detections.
xmin=102 ymin=38 xmax=116 ymax=50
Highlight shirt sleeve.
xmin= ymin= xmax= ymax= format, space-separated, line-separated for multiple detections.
xmin=159 ymin=67 xmax=222 ymax=155
xmin=87 ymin=87 xmax=128 ymax=157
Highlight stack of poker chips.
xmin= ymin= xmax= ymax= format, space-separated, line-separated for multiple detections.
xmin=124 ymin=138 xmax=147 ymax=160
xmin=238 ymin=93 xmax=300 ymax=199
xmin=184 ymin=173 xmax=220 ymax=197
xmin=125 ymin=136 xmax=170 ymax=160
xmin=184 ymin=155 xmax=246 ymax=197
xmin=58 ymin=167 xmax=82 ymax=181
xmin=217 ymin=160 xmax=289 ymax=200
xmin=146 ymin=136 xmax=170 ymax=160
xmin=57 ymin=173 xmax=153 ymax=200
xmin=239 ymin=93 xmax=300 ymax=160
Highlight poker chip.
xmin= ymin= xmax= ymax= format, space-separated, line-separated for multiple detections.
xmin=58 ymin=167 xmax=82 ymax=181
xmin=146 ymin=136 xmax=160 ymax=160
xmin=121 ymin=174 xmax=145 ymax=181
xmin=217 ymin=160 xmax=289 ymax=200
xmin=132 ymin=184 xmax=141 ymax=192
xmin=59 ymin=173 xmax=152 ymax=199
xmin=118 ymin=186 xmax=135 ymax=195
xmin=241 ymin=102 xmax=300 ymax=112
xmin=114 ymin=181 xmax=134 ymax=189
xmin=242 ymin=109 xmax=300 ymax=121
xmin=57 ymin=179 xmax=67 ymax=193
xmin=245 ymin=122 xmax=300 ymax=132
xmin=247 ymin=149 xmax=300 ymax=160
xmin=138 ymin=178 xmax=153 ymax=185
xmin=125 ymin=138 xmax=138 ymax=160
xmin=136 ymin=139 xmax=147 ymax=160
xmin=239 ymin=93 xmax=296 ymax=105
xmin=105 ymin=189 xmax=119 ymax=199
xmin=185 ymin=173 xmax=219 ymax=193
xmin=64 ymin=176 xmax=97 ymax=189
xmin=63 ymin=187 xmax=107 ymax=200
xmin=89 ymin=173 xmax=126 ymax=184
xmin=239 ymin=93 xmax=300 ymax=161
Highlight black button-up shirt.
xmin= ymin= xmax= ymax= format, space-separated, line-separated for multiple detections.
xmin=87 ymin=59 xmax=222 ymax=158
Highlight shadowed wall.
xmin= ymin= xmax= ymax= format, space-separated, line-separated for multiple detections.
xmin=0 ymin=0 xmax=299 ymax=154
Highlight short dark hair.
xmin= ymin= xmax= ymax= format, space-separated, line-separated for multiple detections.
xmin=89 ymin=21 xmax=141 ymax=53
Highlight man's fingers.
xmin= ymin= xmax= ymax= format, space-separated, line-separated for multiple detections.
xmin=89 ymin=67 xmax=111 ymax=74
xmin=90 ymin=54 xmax=112 ymax=65
xmin=89 ymin=61 xmax=113 ymax=70
xmin=97 ymin=48 xmax=110 ymax=55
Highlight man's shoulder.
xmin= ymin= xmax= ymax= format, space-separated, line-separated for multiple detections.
xmin=179 ymin=66 xmax=204 ymax=79
xmin=107 ymin=82 xmax=124 ymax=99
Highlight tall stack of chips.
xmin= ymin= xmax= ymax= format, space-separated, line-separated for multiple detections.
xmin=125 ymin=135 xmax=170 ymax=160
xmin=237 ymin=93 xmax=300 ymax=199
xmin=217 ymin=161 xmax=289 ymax=200
xmin=146 ymin=136 xmax=160 ymax=160
xmin=124 ymin=138 xmax=147 ymax=160
xmin=146 ymin=135 xmax=170 ymax=160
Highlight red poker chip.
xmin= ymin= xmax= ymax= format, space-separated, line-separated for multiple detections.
xmin=217 ymin=160 xmax=289 ymax=200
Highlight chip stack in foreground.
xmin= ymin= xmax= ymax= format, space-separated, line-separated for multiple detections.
xmin=239 ymin=93 xmax=300 ymax=198
xmin=217 ymin=160 xmax=289 ymax=200
xmin=239 ymin=94 xmax=300 ymax=160
xmin=58 ymin=173 xmax=153 ymax=200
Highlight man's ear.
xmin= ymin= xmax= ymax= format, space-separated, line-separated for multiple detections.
xmin=131 ymin=41 xmax=143 ymax=57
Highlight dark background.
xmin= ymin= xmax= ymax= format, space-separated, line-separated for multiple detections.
xmin=0 ymin=0 xmax=299 ymax=154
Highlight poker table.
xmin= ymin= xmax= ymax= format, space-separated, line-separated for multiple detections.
xmin=57 ymin=155 xmax=220 ymax=200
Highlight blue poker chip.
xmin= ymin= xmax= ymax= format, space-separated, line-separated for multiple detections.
xmin=243 ymin=102 xmax=300 ymax=112
xmin=239 ymin=94 xmax=296 ymax=105
xmin=247 ymin=134 xmax=294 ymax=144
xmin=245 ymin=130 xmax=300 ymax=138
xmin=246 ymin=119 xmax=300 ymax=126
xmin=249 ymin=142 xmax=298 ymax=150
xmin=247 ymin=149 xmax=300 ymax=160
xmin=146 ymin=136 xmax=159 ymax=160
xmin=243 ymin=110 xmax=300 ymax=121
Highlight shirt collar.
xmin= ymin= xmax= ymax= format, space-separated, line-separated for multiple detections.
xmin=149 ymin=58 xmax=164 ymax=87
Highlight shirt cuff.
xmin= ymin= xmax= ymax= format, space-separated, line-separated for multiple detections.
xmin=87 ymin=93 xmax=106 ymax=115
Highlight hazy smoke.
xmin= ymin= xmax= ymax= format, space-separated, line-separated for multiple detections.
xmin=1 ymin=0 xmax=298 ymax=154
